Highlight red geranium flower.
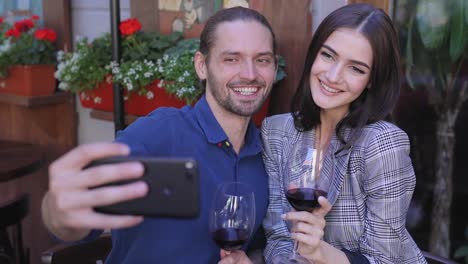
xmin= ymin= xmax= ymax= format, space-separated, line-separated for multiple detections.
xmin=31 ymin=15 xmax=40 ymax=20
xmin=5 ymin=28 xmax=21 ymax=38
xmin=0 ymin=17 xmax=4 ymax=24
xmin=14 ymin=19 xmax=35 ymax=32
xmin=119 ymin=18 xmax=142 ymax=36
xmin=34 ymin=28 xmax=57 ymax=42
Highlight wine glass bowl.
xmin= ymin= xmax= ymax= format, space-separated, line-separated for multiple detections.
xmin=210 ymin=182 xmax=255 ymax=251
xmin=285 ymin=143 xmax=328 ymax=212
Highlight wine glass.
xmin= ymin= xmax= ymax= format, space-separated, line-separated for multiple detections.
xmin=209 ymin=181 xmax=256 ymax=252
xmin=274 ymin=138 xmax=329 ymax=264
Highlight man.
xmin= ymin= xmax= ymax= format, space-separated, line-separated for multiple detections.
xmin=41 ymin=7 xmax=277 ymax=263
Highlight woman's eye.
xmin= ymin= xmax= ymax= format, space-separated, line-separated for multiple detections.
xmin=320 ymin=51 xmax=333 ymax=60
xmin=351 ymin=66 xmax=365 ymax=74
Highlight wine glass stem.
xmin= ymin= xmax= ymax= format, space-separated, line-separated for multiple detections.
xmin=292 ymin=240 xmax=300 ymax=258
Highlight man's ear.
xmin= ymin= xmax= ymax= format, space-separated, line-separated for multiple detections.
xmin=194 ymin=51 xmax=207 ymax=80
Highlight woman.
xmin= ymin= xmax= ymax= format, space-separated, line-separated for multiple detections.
xmin=262 ymin=3 xmax=427 ymax=264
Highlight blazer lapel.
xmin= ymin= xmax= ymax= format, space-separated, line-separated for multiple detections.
xmin=323 ymin=139 xmax=352 ymax=206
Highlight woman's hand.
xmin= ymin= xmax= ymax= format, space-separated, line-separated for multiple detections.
xmin=282 ymin=196 xmax=332 ymax=263
xmin=218 ymin=250 xmax=253 ymax=264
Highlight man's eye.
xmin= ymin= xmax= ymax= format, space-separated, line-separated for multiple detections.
xmin=256 ymin=58 xmax=272 ymax=64
xmin=224 ymin=58 xmax=237 ymax=62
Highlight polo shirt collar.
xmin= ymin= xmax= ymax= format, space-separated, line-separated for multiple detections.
xmin=194 ymin=95 xmax=262 ymax=155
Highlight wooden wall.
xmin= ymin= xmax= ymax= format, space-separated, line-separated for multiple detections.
xmin=0 ymin=1 xmax=75 ymax=264
xmin=131 ymin=0 xmax=313 ymax=114
xmin=347 ymin=0 xmax=390 ymax=12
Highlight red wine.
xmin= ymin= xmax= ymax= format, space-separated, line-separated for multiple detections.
xmin=285 ymin=188 xmax=328 ymax=211
xmin=211 ymin=228 xmax=249 ymax=250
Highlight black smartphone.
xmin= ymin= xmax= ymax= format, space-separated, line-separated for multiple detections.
xmin=86 ymin=156 xmax=199 ymax=218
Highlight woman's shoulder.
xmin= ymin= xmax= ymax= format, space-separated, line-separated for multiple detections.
xmin=262 ymin=113 xmax=295 ymax=131
xmin=358 ymin=120 xmax=410 ymax=148
xmin=261 ymin=113 xmax=298 ymax=142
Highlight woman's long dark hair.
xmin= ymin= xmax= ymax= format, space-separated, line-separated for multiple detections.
xmin=291 ymin=3 xmax=401 ymax=148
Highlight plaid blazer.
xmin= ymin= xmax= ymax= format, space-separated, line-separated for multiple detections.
xmin=261 ymin=113 xmax=427 ymax=264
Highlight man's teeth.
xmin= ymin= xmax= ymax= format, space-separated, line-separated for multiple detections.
xmin=233 ymin=87 xmax=258 ymax=95
xmin=320 ymin=81 xmax=340 ymax=93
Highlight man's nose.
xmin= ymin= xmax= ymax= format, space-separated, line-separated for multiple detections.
xmin=239 ymin=60 xmax=258 ymax=80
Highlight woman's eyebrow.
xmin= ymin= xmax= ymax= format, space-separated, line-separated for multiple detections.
xmin=322 ymin=44 xmax=371 ymax=70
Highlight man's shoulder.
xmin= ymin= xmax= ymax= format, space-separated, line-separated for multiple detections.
xmin=120 ymin=106 xmax=194 ymax=137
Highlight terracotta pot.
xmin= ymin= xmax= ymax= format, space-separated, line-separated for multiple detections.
xmin=0 ymin=65 xmax=56 ymax=96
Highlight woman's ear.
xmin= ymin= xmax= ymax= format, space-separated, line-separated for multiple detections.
xmin=194 ymin=51 xmax=207 ymax=80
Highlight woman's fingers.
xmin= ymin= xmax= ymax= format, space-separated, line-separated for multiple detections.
xmin=314 ymin=196 xmax=332 ymax=217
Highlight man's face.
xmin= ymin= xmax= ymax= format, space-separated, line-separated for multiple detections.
xmin=195 ymin=20 xmax=276 ymax=117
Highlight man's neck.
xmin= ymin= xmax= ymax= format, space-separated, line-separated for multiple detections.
xmin=205 ymin=94 xmax=250 ymax=154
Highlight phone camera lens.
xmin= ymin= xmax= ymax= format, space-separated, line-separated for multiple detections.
xmin=162 ymin=187 xmax=172 ymax=197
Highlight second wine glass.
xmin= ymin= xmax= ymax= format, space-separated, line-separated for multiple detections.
xmin=209 ymin=181 xmax=256 ymax=252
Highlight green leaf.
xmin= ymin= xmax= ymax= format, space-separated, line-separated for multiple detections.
xmin=449 ymin=0 xmax=467 ymax=62
xmin=455 ymin=246 xmax=468 ymax=258
xmin=416 ymin=0 xmax=450 ymax=50
xmin=405 ymin=15 xmax=416 ymax=89
xmin=466 ymin=0 xmax=468 ymax=25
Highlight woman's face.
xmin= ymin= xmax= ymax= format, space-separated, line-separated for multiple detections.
xmin=310 ymin=28 xmax=373 ymax=118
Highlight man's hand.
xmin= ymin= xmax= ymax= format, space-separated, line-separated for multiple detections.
xmin=219 ymin=250 xmax=253 ymax=264
xmin=41 ymin=143 xmax=149 ymax=241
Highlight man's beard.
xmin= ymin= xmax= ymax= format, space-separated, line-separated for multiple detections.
xmin=206 ymin=71 xmax=269 ymax=117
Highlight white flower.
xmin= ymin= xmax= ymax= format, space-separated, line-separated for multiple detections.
xmin=57 ymin=50 xmax=65 ymax=61
xmin=158 ymin=80 xmax=165 ymax=88
xmin=58 ymin=82 xmax=69 ymax=90
xmin=144 ymin=72 xmax=153 ymax=78
xmin=146 ymin=91 xmax=154 ymax=100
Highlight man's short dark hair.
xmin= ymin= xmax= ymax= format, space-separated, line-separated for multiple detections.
xmin=199 ymin=6 xmax=277 ymax=60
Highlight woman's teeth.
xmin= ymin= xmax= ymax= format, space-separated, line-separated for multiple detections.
xmin=320 ymin=81 xmax=340 ymax=93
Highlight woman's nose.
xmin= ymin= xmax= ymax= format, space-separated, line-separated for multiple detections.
xmin=325 ymin=63 xmax=342 ymax=83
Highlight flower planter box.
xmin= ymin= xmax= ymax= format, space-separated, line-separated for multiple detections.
xmin=0 ymin=65 xmax=56 ymax=96
xmin=79 ymin=79 xmax=187 ymax=115
xmin=125 ymin=80 xmax=187 ymax=116
xmin=80 ymin=79 xmax=270 ymax=127
xmin=79 ymin=80 xmax=114 ymax=112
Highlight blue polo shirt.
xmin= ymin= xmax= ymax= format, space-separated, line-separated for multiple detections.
xmin=101 ymin=95 xmax=269 ymax=263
